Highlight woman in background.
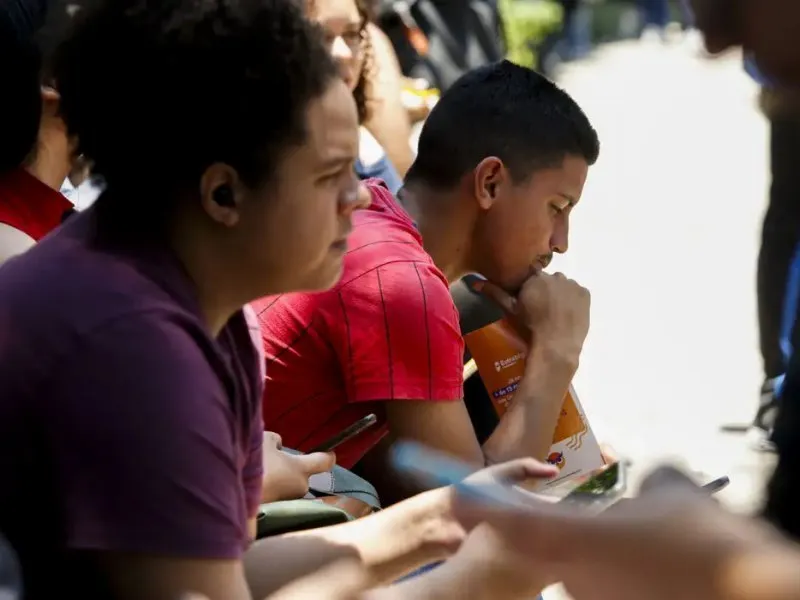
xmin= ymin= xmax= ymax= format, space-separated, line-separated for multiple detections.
xmin=308 ymin=0 xmax=404 ymax=194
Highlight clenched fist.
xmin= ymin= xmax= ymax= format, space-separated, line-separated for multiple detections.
xmin=475 ymin=272 xmax=591 ymax=360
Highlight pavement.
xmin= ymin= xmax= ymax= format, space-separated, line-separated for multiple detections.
xmin=538 ymin=34 xmax=777 ymax=600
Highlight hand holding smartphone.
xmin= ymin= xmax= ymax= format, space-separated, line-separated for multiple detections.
xmin=390 ymin=441 xmax=628 ymax=513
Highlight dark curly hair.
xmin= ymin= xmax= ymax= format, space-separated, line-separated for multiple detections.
xmin=52 ymin=0 xmax=339 ymax=221
xmin=351 ymin=0 xmax=375 ymax=124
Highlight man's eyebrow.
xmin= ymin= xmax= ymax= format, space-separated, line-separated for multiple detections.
xmin=318 ymin=156 xmax=355 ymax=170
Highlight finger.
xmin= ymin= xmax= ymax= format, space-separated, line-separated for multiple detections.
xmin=638 ymin=465 xmax=701 ymax=497
xmin=266 ymin=559 xmax=369 ymax=600
xmin=482 ymin=457 xmax=559 ymax=483
xmin=470 ymin=278 xmax=517 ymax=315
xmin=293 ymin=451 xmax=336 ymax=476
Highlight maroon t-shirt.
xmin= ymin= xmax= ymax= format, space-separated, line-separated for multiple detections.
xmin=0 ymin=208 xmax=264 ymax=598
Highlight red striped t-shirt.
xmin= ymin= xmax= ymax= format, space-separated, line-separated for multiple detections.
xmin=0 ymin=168 xmax=73 ymax=241
xmin=254 ymin=181 xmax=464 ymax=469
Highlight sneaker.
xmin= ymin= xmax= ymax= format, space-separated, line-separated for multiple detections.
xmin=748 ymin=376 xmax=782 ymax=452
xmin=720 ymin=376 xmax=782 ymax=452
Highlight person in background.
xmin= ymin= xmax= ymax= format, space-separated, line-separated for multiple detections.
xmin=364 ymin=20 xmax=416 ymax=178
xmin=688 ymin=0 xmax=800 ymax=541
xmin=0 ymin=0 xmax=74 ymax=261
xmin=725 ymin=54 xmax=800 ymax=452
xmin=638 ymin=0 xmax=671 ymax=39
xmin=255 ymin=60 xmax=599 ymax=505
xmin=308 ymin=0 xmax=403 ymax=194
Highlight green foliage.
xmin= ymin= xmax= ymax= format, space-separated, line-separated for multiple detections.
xmin=499 ymin=0 xmax=563 ymax=67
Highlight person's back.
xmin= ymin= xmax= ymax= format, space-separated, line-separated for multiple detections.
xmin=0 ymin=207 xmax=264 ymax=597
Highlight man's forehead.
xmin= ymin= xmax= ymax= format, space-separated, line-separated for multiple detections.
xmin=303 ymin=84 xmax=359 ymax=164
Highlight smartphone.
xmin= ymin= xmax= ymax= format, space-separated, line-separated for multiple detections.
xmin=308 ymin=413 xmax=378 ymax=453
xmin=559 ymin=462 xmax=627 ymax=512
xmin=702 ymin=476 xmax=730 ymax=495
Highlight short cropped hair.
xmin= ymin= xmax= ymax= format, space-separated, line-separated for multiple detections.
xmin=406 ymin=60 xmax=600 ymax=189
xmin=53 ymin=0 xmax=339 ymax=220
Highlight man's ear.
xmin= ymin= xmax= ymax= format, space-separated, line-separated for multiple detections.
xmin=199 ymin=163 xmax=243 ymax=228
xmin=41 ymin=87 xmax=60 ymax=118
xmin=472 ymin=156 xmax=505 ymax=210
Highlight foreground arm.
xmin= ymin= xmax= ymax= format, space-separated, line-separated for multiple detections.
xmin=366 ymin=525 xmax=549 ymax=600
xmin=244 ymin=487 xmax=460 ymax=596
xmin=454 ymin=466 xmax=800 ymax=600
xmin=247 ymin=459 xmax=557 ymax=598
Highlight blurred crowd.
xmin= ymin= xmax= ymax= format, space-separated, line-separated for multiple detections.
xmin=2 ymin=0 xmax=800 ymax=599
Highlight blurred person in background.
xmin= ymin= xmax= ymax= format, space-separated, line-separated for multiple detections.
xmin=690 ymin=0 xmax=800 ymax=541
xmin=722 ymin=57 xmax=800 ymax=453
xmin=0 ymin=0 xmax=74 ymax=261
xmin=537 ymin=0 xmax=594 ymax=77
xmin=307 ymin=0 xmax=403 ymax=193
xmin=638 ymin=0 xmax=670 ymax=40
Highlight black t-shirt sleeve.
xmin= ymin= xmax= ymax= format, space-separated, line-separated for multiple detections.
xmin=451 ymin=276 xmax=504 ymax=444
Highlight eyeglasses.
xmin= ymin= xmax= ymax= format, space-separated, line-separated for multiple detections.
xmin=324 ymin=29 xmax=364 ymax=55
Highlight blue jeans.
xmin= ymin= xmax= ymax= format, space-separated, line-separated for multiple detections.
xmin=638 ymin=0 xmax=670 ymax=28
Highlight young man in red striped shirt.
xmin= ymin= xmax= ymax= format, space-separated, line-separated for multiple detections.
xmin=253 ymin=60 xmax=600 ymax=502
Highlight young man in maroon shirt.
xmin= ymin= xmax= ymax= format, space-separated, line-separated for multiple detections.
xmin=254 ymin=60 xmax=600 ymax=502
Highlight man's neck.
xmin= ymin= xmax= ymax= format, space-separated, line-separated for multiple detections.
xmin=169 ymin=218 xmax=249 ymax=337
xmin=24 ymin=149 xmax=70 ymax=192
xmin=400 ymin=184 xmax=471 ymax=283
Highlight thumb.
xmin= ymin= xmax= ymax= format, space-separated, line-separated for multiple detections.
xmin=471 ymin=278 xmax=517 ymax=315
xmin=638 ymin=465 xmax=700 ymax=497
xmin=480 ymin=458 xmax=559 ymax=484
xmin=294 ymin=451 xmax=337 ymax=476
xmin=265 ymin=559 xmax=369 ymax=600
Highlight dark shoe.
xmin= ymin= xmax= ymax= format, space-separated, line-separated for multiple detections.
xmin=720 ymin=376 xmax=782 ymax=453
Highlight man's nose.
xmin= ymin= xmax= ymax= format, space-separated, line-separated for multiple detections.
xmin=339 ymin=181 xmax=371 ymax=215
xmin=551 ymin=219 xmax=569 ymax=254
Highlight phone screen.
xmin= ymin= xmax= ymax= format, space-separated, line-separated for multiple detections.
xmin=560 ymin=462 xmax=626 ymax=511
